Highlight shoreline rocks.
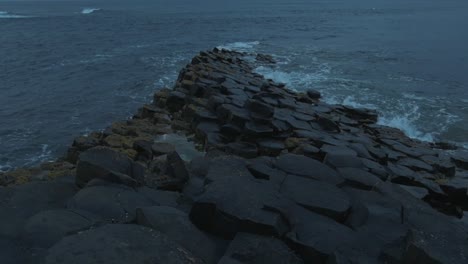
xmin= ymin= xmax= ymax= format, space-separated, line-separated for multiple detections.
xmin=0 ymin=48 xmax=467 ymax=263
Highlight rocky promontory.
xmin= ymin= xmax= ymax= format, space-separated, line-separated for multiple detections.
xmin=1 ymin=48 xmax=468 ymax=264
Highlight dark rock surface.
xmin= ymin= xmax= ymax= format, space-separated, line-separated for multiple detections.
xmin=45 ymin=224 xmax=204 ymax=264
xmin=1 ymin=48 xmax=468 ymax=263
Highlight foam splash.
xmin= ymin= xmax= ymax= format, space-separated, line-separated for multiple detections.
xmin=0 ymin=11 xmax=28 ymax=18
xmin=217 ymin=41 xmax=260 ymax=52
xmin=0 ymin=163 xmax=12 ymax=172
xmin=377 ymin=106 xmax=435 ymax=142
xmin=253 ymin=64 xmax=442 ymax=143
xmin=81 ymin=8 xmax=101 ymax=15
xmin=24 ymin=144 xmax=53 ymax=167
xmin=254 ymin=64 xmax=330 ymax=89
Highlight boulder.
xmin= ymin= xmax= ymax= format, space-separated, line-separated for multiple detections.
xmin=306 ymin=89 xmax=321 ymax=99
xmin=76 ymin=146 xmax=145 ymax=188
xmin=146 ymin=151 xmax=189 ymax=191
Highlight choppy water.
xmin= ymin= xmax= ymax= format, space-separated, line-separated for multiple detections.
xmin=1 ymin=0 xmax=468 ymax=171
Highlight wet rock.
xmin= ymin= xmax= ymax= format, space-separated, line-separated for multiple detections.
xmin=306 ymin=89 xmax=321 ymax=99
xmin=275 ymin=154 xmax=343 ymax=185
xmin=219 ymin=233 xmax=304 ymax=264
xmin=76 ymin=146 xmax=144 ymax=188
xmin=256 ymin=53 xmax=276 ymax=64
xmin=136 ymin=206 xmax=223 ymax=264
xmin=281 ymin=175 xmax=351 ymax=221
xmin=342 ymin=107 xmax=378 ymax=123
xmin=45 ymin=224 xmax=204 ymax=264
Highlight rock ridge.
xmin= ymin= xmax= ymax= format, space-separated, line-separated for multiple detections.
xmin=0 ymin=48 xmax=467 ymax=264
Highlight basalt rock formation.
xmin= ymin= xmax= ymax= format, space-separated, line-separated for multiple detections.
xmin=1 ymin=48 xmax=467 ymax=264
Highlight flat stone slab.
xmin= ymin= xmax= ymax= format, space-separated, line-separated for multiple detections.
xmin=190 ymin=157 xmax=288 ymax=239
xmin=280 ymin=175 xmax=350 ymax=221
xmin=337 ymin=167 xmax=384 ymax=191
xmin=271 ymin=202 xmax=356 ymax=263
xmin=68 ymin=184 xmax=156 ymax=223
xmin=22 ymin=209 xmax=95 ymax=248
xmin=219 ymin=233 xmax=303 ymax=264
xmin=136 ymin=206 xmax=223 ymax=264
xmin=45 ymin=224 xmax=204 ymax=264
xmin=275 ymin=154 xmax=343 ymax=185
xmin=0 ymin=181 xmax=77 ymax=238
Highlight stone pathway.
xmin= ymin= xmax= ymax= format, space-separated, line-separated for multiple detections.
xmin=1 ymin=48 xmax=467 ymax=263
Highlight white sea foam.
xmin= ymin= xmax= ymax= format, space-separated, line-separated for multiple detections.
xmin=24 ymin=144 xmax=53 ymax=166
xmin=81 ymin=8 xmax=101 ymax=15
xmin=217 ymin=41 xmax=260 ymax=52
xmin=0 ymin=11 xmax=28 ymax=18
xmin=377 ymin=107 xmax=435 ymax=142
xmin=253 ymin=64 xmax=447 ymax=143
xmin=402 ymin=93 xmax=430 ymax=101
xmin=254 ymin=64 xmax=330 ymax=89
xmin=0 ymin=163 xmax=12 ymax=172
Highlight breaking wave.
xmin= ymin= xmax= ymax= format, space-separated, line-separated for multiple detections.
xmin=217 ymin=41 xmax=260 ymax=52
xmin=0 ymin=11 xmax=28 ymax=18
xmin=253 ymin=63 xmax=458 ymax=143
xmin=81 ymin=8 xmax=101 ymax=15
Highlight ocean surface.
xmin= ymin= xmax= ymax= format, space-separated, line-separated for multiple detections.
xmin=1 ymin=0 xmax=468 ymax=171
